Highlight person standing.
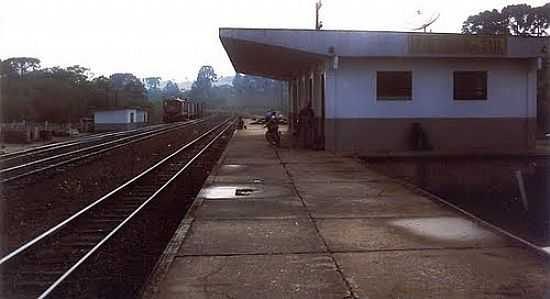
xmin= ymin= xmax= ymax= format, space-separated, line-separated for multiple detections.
xmin=298 ymin=103 xmax=314 ymax=149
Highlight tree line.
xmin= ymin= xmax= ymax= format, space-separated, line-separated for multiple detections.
xmin=462 ymin=3 xmax=550 ymax=36
xmin=0 ymin=58 xmax=286 ymax=124
xmin=146 ymin=65 xmax=286 ymax=114
xmin=463 ymin=3 xmax=550 ymax=132
xmin=186 ymin=66 xmax=286 ymax=111
xmin=1 ymin=57 xmax=149 ymax=123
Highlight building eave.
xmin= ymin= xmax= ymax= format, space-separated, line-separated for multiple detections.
xmin=220 ymin=28 xmax=548 ymax=79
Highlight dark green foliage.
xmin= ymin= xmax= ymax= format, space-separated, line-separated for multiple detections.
xmin=144 ymin=78 xmax=185 ymax=102
xmin=144 ymin=77 xmax=163 ymax=102
xmin=163 ymin=80 xmax=181 ymax=98
xmin=232 ymin=73 xmax=286 ymax=110
xmin=189 ymin=65 xmax=218 ymax=104
xmin=1 ymin=59 xmax=288 ymax=124
xmin=2 ymin=57 xmax=41 ymax=77
xmin=109 ymin=73 xmax=147 ymax=108
xmin=187 ymin=66 xmax=286 ymax=111
xmin=193 ymin=65 xmax=217 ymax=91
xmin=462 ymin=9 xmax=509 ymax=35
xmin=531 ymin=3 xmax=550 ymax=36
xmin=189 ymin=65 xmax=220 ymax=106
xmin=0 ymin=58 xmax=149 ymax=123
xmin=144 ymin=77 xmax=161 ymax=90
xmin=462 ymin=2 xmax=550 ymax=36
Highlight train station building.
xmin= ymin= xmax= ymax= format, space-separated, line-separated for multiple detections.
xmin=220 ymin=28 xmax=548 ymax=154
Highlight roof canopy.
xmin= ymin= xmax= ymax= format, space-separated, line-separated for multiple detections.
xmin=220 ymin=34 xmax=325 ymax=80
xmin=220 ymin=28 xmax=548 ymax=80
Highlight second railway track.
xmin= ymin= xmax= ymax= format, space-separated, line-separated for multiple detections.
xmin=0 ymin=119 xmax=205 ymax=183
xmin=0 ymin=122 xmax=176 ymax=163
xmin=0 ymin=117 xmax=235 ymax=298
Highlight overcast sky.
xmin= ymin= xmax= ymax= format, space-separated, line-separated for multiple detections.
xmin=1 ymin=0 xmax=547 ymax=82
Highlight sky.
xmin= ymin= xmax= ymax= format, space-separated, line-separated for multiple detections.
xmin=1 ymin=0 xmax=548 ymax=82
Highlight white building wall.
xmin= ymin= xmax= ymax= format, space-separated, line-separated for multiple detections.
xmin=136 ymin=110 xmax=147 ymax=123
xmin=328 ymin=57 xmax=534 ymax=119
xmin=94 ymin=109 xmax=147 ymax=124
xmin=94 ymin=110 xmax=131 ymax=124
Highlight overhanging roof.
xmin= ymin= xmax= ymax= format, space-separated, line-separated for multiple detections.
xmin=220 ymin=33 xmax=326 ymax=80
xmin=220 ymin=28 xmax=549 ymax=80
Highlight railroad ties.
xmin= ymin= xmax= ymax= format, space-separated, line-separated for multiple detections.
xmin=0 ymin=120 xmax=204 ymax=183
xmin=0 ymin=116 xmax=235 ymax=298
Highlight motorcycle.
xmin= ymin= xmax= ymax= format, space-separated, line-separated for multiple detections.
xmin=265 ymin=119 xmax=280 ymax=147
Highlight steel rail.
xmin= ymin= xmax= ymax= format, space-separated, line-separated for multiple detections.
xmin=0 ymin=121 xmax=198 ymax=171
xmin=37 ymin=119 xmax=234 ymax=298
xmin=0 ymin=122 xmax=175 ymax=162
xmin=0 ymin=118 xmax=230 ymax=267
xmin=0 ymin=119 xmax=206 ymax=183
xmin=0 ymin=132 xmax=114 ymax=160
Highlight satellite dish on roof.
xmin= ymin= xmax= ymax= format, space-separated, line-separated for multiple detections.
xmin=412 ymin=12 xmax=440 ymax=32
xmin=405 ymin=8 xmax=440 ymax=33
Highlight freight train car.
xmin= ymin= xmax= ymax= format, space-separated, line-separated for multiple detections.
xmin=163 ymin=98 xmax=202 ymax=122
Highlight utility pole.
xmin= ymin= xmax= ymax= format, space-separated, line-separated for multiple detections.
xmin=315 ymin=0 xmax=322 ymax=30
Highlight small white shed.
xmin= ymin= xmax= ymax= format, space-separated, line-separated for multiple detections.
xmin=93 ymin=108 xmax=148 ymax=132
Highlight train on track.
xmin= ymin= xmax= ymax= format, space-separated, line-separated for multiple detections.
xmin=163 ymin=97 xmax=204 ymax=122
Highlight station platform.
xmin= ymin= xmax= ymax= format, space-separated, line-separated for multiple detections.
xmin=144 ymin=123 xmax=550 ymax=299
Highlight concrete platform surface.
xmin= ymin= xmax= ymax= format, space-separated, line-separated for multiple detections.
xmin=145 ymin=124 xmax=550 ymax=299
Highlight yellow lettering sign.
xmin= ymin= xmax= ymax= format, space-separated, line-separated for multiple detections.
xmin=409 ymin=35 xmax=506 ymax=56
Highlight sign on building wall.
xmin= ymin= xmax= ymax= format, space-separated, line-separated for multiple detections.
xmin=409 ymin=35 xmax=507 ymax=56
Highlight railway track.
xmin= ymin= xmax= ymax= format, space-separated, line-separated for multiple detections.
xmin=0 ymin=119 xmax=205 ymax=183
xmin=0 ymin=118 xmax=235 ymax=298
xmin=0 ymin=122 xmax=172 ymax=162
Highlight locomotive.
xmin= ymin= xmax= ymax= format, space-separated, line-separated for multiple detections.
xmin=162 ymin=97 xmax=204 ymax=122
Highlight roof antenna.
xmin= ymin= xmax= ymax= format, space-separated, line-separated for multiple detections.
xmin=315 ymin=0 xmax=323 ymax=30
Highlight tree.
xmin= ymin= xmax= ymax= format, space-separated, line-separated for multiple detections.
xmin=109 ymin=73 xmax=146 ymax=106
xmin=1 ymin=57 xmax=153 ymax=123
xmin=530 ymin=3 xmax=550 ymax=36
xmin=462 ymin=2 xmax=550 ymax=36
xmin=1 ymin=57 xmax=41 ymax=77
xmin=110 ymin=73 xmax=142 ymax=89
xmin=145 ymin=77 xmax=161 ymax=90
xmin=144 ymin=77 xmax=163 ymax=101
xmin=39 ymin=65 xmax=90 ymax=86
xmin=90 ymin=76 xmax=113 ymax=108
xmin=193 ymin=65 xmax=217 ymax=90
xmin=190 ymin=65 xmax=218 ymax=104
xmin=502 ymin=4 xmax=533 ymax=36
xmin=230 ymin=73 xmax=286 ymax=111
xmin=163 ymin=80 xmax=181 ymax=98
xmin=462 ymin=9 xmax=509 ymax=35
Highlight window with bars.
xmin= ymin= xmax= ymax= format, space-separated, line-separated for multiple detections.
xmin=453 ymin=71 xmax=487 ymax=100
xmin=376 ymin=71 xmax=412 ymax=101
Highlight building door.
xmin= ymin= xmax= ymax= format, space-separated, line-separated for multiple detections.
xmin=130 ymin=112 xmax=135 ymax=123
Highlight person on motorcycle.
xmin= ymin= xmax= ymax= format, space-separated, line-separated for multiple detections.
xmin=265 ymin=112 xmax=280 ymax=146
xmin=265 ymin=110 xmax=274 ymax=123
